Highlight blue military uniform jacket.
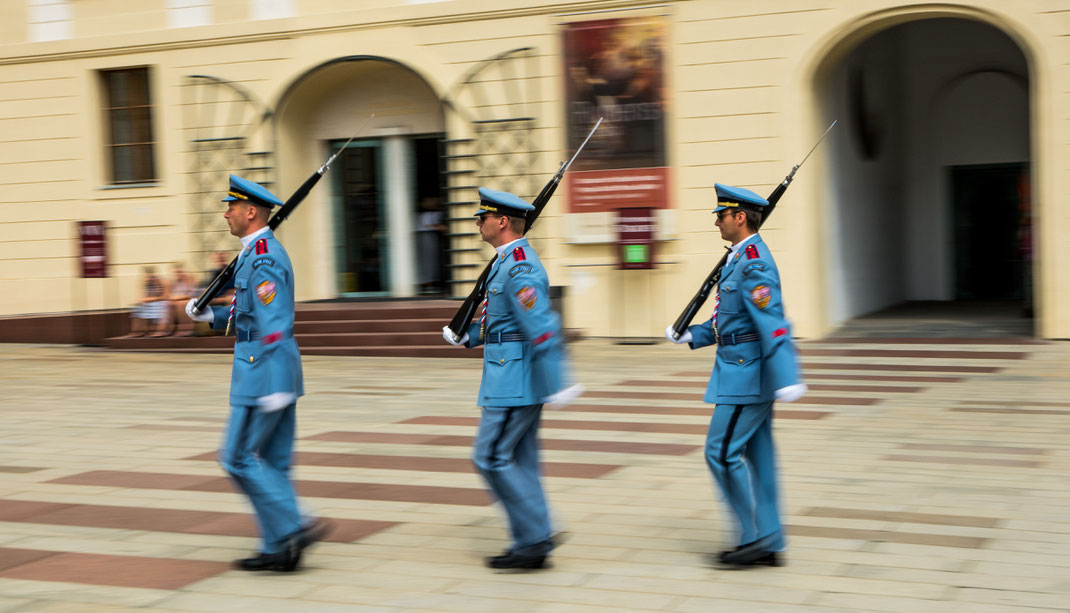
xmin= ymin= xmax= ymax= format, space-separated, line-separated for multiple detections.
xmin=687 ymin=235 xmax=800 ymax=404
xmin=210 ymin=230 xmax=304 ymax=406
xmin=465 ymin=238 xmax=570 ymax=407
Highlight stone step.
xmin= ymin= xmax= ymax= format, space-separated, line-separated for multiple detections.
xmin=297 ymin=332 xmax=443 ymax=347
xmin=98 ymin=300 xmax=477 ymax=357
xmin=295 ymin=302 xmax=461 ymax=322
xmin=295 ymin=319 xmax=446 ymax=334
xmin=301 ymin=346 xmax=481 ymax=358
xmin=103 ymin=345 xmax=482 ymax=358
xmin=105 ymin=331 xmax=449 ymax=349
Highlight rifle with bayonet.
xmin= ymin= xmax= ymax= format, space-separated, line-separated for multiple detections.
xmin=444 ymin=118 xmax=603 ymax=343
xmin=668 ymin=121 xmax=836 ymax=340
xmin=190 ymin=114 xmax=374 ymax=317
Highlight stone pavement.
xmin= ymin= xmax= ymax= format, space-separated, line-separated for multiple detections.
xmin=0 ymin=338 xmax=1067 ymax=612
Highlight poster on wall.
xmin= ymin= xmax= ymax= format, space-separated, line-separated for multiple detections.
xmin=78 ymin=221 xmax=108 ymax=278
xmin=563 ymin=17 xmax=669 ymax=213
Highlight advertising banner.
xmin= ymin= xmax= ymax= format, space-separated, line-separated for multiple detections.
xmin=563 ymin=17 xmax=669 ymax=213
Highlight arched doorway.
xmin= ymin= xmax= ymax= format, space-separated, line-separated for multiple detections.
xmin=274 ymin=57 xmax=446 ymax=300
xmin=815 ymin=17 xmax=1033 ymax=335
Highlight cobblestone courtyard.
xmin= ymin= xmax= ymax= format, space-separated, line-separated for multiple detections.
xmin=0 ymin=338 xmax=1067 ymax=612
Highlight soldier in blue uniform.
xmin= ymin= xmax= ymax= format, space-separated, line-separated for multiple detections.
xmin=665 ymin=183 xmax=807 ymax=567
xmin=442 ymin=187 xmax=580 ymax=570
xmin=185 ymin=175 xmax=328 ymax=572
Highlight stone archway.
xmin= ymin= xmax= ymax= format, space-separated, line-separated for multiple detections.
xmin=273 ymin=57 xmax=445 ymax=301
xmin=811 ymin=16 xmax=1034 ymax=335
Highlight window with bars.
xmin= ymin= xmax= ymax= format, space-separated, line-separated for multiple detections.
xmin=100 ymin=67 xmax=156 ymax=184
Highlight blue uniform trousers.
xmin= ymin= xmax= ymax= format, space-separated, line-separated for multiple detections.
xmin=705 ymin=400 xmax=784 ymax=551
xmin=472 ymin=404 xmax=553 ymax=552
xmin=220 ymin=403 xmax=303 ymax=555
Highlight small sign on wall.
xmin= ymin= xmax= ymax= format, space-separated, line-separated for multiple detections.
xmin=78 ymin=221 xmax=108 ymax=278
xmin=616 ymin=207 xmax=655 ymax=269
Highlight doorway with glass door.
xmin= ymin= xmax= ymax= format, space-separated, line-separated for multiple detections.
xmin=331 ymin=135 xmax=446 ymax=298
xmin=333 ymin=140 xmax=388 ymax=297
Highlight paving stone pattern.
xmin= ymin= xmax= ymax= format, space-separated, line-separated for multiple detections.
xmin=0 ymin=338 xmax=1067 ymax=612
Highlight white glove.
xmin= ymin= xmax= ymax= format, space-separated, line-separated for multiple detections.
xmin=665 ymin=325 xmax=692 ymax=344
xmin=185 ymin=298 xmax=214 ymax=323
xmin=775 ymin=383 xmax=808 ymax=403
xmin=544 ymin=384 xmax=586 ymax=409
xmin=442 ymin=326 xmax=469 ymax=346
xmin=257 ymin=392 xmax=295 ymax=413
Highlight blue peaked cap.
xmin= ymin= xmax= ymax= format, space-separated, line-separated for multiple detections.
xmin=222 ymin=174 xmax=283 ymax=208
xmin=474 ymin=187 xmax=535 ymax=217
xmin=713 ymin=183 xmax=768 ymax=213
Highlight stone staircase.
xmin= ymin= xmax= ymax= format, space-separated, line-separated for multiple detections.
xmin=102 ymin=300 xmax=480 ymax=358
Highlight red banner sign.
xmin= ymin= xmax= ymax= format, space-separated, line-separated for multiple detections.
xmin=78 ymin=221 xmax=108 ymax=278
xmin=569 ymin=167 xmax=670 ymax=213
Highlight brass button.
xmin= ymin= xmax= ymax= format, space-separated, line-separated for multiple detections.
xmin=738 ymin=358 xmax=743 ymax=364
xmin=499 ymin=358 xmax=505 ymax=364
xmin=249 ymin=356 xmax=254 ymax=363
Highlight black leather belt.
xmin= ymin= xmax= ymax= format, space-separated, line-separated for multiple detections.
xmin=485 ymin=331 xmax=526 ymax=344
xmin=717 ymin=331 xmax=760 ymax=345
xmin=236 ymin=328 xmax=293 ymax=343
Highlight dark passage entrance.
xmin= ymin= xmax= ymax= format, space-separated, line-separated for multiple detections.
xmin=413 ymin=135 xmax=448 ymax=295
xmin=951 ymin=163 xmax=1031 ymax=302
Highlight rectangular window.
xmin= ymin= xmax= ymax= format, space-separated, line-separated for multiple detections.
xmin=100 ymin=67 xmax=156 ymax=184
xmin=166 ymin=0 xmax=212 ymax=29
xmin=27 ymin=0 xmax=72 ymax=43
xmin=250 ymin=0 xmax=295 ymax=20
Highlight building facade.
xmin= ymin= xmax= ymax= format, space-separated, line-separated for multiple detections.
xmin=0 ymin=0 xmax=1062 ymax=338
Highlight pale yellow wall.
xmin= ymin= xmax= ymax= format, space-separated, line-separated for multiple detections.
xmin=0 ymin=0 xmax=1067 ymax=340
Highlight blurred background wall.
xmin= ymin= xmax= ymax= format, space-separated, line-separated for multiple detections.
xmin=0 ymin=1 xmax=1062 ymax=339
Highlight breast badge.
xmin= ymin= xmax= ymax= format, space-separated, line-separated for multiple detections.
xmin=256 ymin=280 xmax=277 ymax=305
xmin=515 ymin=286 xmax=537 ymax=310
xmin=750 ymin=285 xmax=771 ymax=309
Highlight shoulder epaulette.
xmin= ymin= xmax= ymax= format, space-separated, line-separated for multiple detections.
xmin=512 ymin=246 xmax=526 ymax=262
xmin=745 ymin=244 xmax=760 ymax=260
xmin=255 ymin=238 xmax=269 ymax=255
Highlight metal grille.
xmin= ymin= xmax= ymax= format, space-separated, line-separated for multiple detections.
xmin=180 ymin=75 xmax=275 ymax=273
xmin=441 ymin=47 xmax=542 ymax=295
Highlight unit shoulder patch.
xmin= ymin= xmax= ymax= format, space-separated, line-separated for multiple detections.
xmin=515 ymin=286 xmax=537 ymax=311
xmin=252 ymin=256 xmax=275 ymax=270
xmin=509 ymin=263 xmax=532 ymax=277
xmin=255 ymin=238 xmax=269 ymax=255
xmin=256 ymin=280 xmax=277 ymax=305
xmin=750 ymin=285 xmax=771 ymax=309
xmin=512 ymin=246 xmax=527 ymax=262
xmin=742 ymin=261 xmax=766 ymax=277
xmin=745 ymin=244 xmax=760 ymax=260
